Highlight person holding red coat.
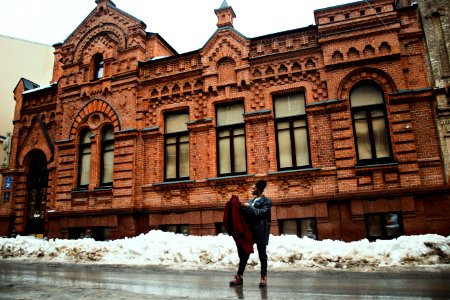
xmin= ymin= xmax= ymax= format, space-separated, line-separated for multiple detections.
xmin=228 ymin=179 xmax=272 ymax=287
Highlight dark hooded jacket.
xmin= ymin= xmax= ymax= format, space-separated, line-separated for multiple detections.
xmin=244 ymin=195 xmax=272 ymax=245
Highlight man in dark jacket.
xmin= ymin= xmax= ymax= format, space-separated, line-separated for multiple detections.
xmin=229 ymin=179 xmax=272 ymax=287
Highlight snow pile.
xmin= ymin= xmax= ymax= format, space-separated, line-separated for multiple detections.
xmin=1 ymin=231 xmax=449 ymax=270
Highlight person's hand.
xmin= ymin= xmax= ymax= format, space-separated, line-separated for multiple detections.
xmin=241 ymin=202 xmax=249 ymax=207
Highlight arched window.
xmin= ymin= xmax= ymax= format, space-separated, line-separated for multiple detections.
xmin=164 ymin=112 xmax=189 ymax=181
xmin=93 ymin=54 xmax=104 ymax=80
xmin=101 ymin=126 xmax=114 ymax=186
xmin=351 ymin=83 xmax=392 ymax=164
xmin=78 ymin=129 xmax=92 ymax=188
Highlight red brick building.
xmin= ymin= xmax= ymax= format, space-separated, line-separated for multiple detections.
xmin=1 ymin=0 xmax=449 ymax=241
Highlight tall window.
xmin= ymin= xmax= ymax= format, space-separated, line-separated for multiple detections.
xmin=78 ymin=129 xmax=92 ymax=188
xmin=274 ymin=92 xmax=310 ymax=170
xmin=351 ymin=83 xmax=392 ymax=164
xmin=93 ymin=54 xmax=104 ymax=80
xmin=216 ymin=103 xmax=246 ymax=176
xmin=165 ymin=112 xmax=189 ymax=181
xmin=100 ymin=126 xmax=114 ymax=186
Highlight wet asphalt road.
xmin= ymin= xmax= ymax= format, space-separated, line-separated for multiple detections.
xmin=0 ymin=261 xmax=449 ymax=299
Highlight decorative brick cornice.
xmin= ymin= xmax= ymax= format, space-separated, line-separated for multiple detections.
xmin=69 ymin=99 xmax=121 ymax=139
xmin=338 ymin=67 xmax=398 ymax=99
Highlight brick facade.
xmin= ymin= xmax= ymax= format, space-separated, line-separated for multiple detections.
xmin=1 ymin=0 xmax=449 ymax=241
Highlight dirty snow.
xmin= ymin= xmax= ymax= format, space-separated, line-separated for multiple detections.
xmin=1 ymin=231 xmax=449 ymax=271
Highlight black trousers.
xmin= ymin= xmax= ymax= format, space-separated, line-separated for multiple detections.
xmin=237 ymin=243 xmax=268 ymax=276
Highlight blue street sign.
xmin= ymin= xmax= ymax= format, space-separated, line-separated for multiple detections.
xmin=5 ymin=176 xmax=12 ymax=189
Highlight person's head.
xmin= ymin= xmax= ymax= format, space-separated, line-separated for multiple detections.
xmin=252 ymin=179 xmax=267 ymax=196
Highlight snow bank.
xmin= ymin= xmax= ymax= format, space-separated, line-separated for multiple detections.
xmin=1 ymin=231 xmax=449 ymax=271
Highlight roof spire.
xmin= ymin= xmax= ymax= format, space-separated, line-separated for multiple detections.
xmin=219 ymin=0 xmax=229 ymax=9
xmin=214 ymin=0 xmax=236 ymax=28
xmin=95 ymin=0 xmax=116 ymax=7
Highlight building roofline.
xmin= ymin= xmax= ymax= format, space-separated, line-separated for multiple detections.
xmin=139 ymin=49 xmax=199 ymax=67
xmin=0 ymin=34 xmax=54 ymax=47
xmin=249 ymin=25 xmax=318 ymax=41
xmin=146 ymin=32 xmax=178 ymax=56
xmin=63 ymin=1 xmax=147 ymax=44
xmin=314 ymin=0 xmax=367 ymax=13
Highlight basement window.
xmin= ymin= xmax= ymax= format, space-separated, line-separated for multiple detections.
xmin=365 ymin=212 xmax=403 ymax=241
xmin=279 ymin=218 xmax=318 ymax=240
xmin=160 ymin=224 xmax=190 ymax=235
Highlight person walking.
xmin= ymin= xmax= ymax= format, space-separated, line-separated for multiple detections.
xmin=229 ymin=179 xmax=272 ymax=287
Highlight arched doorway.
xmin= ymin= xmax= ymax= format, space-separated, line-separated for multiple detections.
xmin=25 ymin=150 xmax=48 ymax=236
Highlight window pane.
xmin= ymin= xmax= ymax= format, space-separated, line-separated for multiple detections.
xmin=219 ymin=136 xmax=231 ymax=174
xmin=166 ymin=113 xmax=189 ymax=133
xmin=300 ymin=219 xmax=317 ymax=239
xmin=354 ymin=113 xmax=372 ymax=160
xmin=218 ymin=130 xmax=230 ymax=138
xmin=82 ymin=131 xmax=92 ymax=143
xmin=367 ymin=215 xmax=382 ymax=236
xmin=167 ymin=225 xmax=177 ymax=233
xmin=96 ymin=64 xmax=104 ymax=79
xmin=94 ymin=54 xmax=104 ymax=80
xmin=282 ymin=220 xmax=297 ymax=235
xmin=80 ymin=151 xmax=91 ymax=186
xmin=372 ymin=111 xmax=390 ymax=158
xmin=165 ymin=144 xmax=176 ymax=179
xmin=274 ymin=93 xmax=306 ymax=118
xmin=277 ymin=126 xmax=293 ymax=168
xmin=351 ymin=85 xmax=384 ymax=107
xmin=103 ymin=127 xmax=114 ymax=141
xmin=180 ymin=140 xmax=189 ymax=178
xmin=233 ymin=135 xmax=246 ymax=173
xmin=385 ymin=214 xmax=400 ymax=236
xmin=166 ymin=137 xmax=176 ymax=145
xmin=277 ymin=122 xmax=290 ymax=130
xmin=294 ymin=127 xmax=309 ymax=166
xmin=180 ymin=135 xmax=189 ymax=143
xmin=234 ymin=127 xmax=245 ymax=136
xmin=102 ymin=150 xmax=114 ymax=183
xmin=104 ymin=143 xmax=114 ymax=151
xmin=180 ymin=225 xmax=190 ymax=235
xmin=217 ymin=103 xmax=244 ymax=126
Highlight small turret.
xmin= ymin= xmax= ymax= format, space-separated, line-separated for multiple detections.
xmin=214 ymin=0 xmax=236 ymax=28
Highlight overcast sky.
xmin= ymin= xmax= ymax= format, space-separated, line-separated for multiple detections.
xmin=0 ymin=0 xmax=353 ymax=54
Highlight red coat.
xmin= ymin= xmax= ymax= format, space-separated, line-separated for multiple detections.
xmin=223 ymin=195 xmax=254 ymax=254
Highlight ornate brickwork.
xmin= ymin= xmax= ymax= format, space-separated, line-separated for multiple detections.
xmin=1 ymin=0 xmax=449 ymax=240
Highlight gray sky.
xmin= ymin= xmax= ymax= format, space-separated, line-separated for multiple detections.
xmin=0 ymin=0 xmax=353 ymax=54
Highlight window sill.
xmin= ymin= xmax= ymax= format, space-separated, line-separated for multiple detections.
xmin=268 ymin=168 xmax=320 ymax=175
xmin=152 ymin=180 xmax=195 ymax=186
xmin=94 ymin=186 xmax=113 ymax=192
xmin=206 ymin=174 xmax=254 ymax=182
xmin=355 ymin=162 xmax=398 ymax=175
xmin=142 ymin=180 xmax=195 ymax=191
xmin=72 ymin=188 xmax=88 ymax=194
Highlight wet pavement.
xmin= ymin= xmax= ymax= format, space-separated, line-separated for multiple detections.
xmin=0 ymin=261 xmax=449 ymax=299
